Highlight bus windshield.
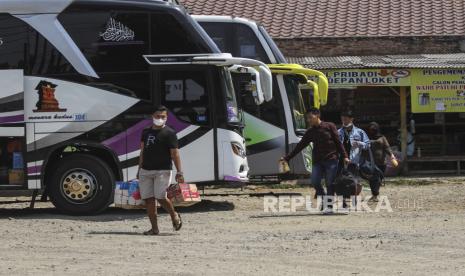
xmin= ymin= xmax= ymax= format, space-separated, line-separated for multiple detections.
xmin=222 ymin=68 xmax=242 ymax=124
xmin=258 ymin=24 xmax=287 ymax=63
xmin=284 ymin=75 xmax=307 ymax=133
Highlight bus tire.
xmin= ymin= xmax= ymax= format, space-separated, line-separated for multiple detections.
xmin=48 ymin=154 xmax=115 ymax=215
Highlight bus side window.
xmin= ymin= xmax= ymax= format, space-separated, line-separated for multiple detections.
xmin=150 ymin=13 xmax=211 ymax=54
xmin=0 ymin=14 xmax=28 ymax=70
xmin=58 ymin=8 xmax=151 ymax=100
xmin=160 ymin=71 xmax=210 ymax=126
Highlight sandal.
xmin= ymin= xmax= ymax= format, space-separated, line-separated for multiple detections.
xmin=143 ymin=229 xmax=160 ymax=236
xmin=172 ymin=212 xmax=182 ymax=231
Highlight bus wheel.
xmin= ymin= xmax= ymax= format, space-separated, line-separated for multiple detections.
xmin=48 ymin=154 xmax=115 ymax=215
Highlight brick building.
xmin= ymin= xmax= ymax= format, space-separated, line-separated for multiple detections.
xmin=181 ymin=0 xmax=465 ymax=174
xmin=181 ymin=0 xmax=465 ymax=57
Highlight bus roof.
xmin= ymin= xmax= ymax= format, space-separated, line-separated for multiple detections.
xmin=0 ymin=0 xmax=179 ymax=15
xmin=193 ymin=15 xmax=260 ymax=27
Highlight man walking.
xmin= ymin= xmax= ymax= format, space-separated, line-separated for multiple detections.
xmin=138 ymin=106 xmax=183 ymax=235
xmin=283 ymin=108 xmax=349 ymax=212
xmin=338 ymin=110 xmax=370 ymax=167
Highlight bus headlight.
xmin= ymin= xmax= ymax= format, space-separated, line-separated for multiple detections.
xmin=231 ymin=142 xmax=246 ymax=158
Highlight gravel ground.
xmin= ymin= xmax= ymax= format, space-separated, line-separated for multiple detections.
xmin=0 ymin=177 xmax=464 ymax=275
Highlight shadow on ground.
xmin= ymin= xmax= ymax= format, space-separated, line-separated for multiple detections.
xmin=0 ymin=200 xmax=235 ymax=221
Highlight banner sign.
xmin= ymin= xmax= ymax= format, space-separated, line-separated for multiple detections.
xmin=323 ymin=69 xmax=411 ymax=87
xmin=322 ymin=68 xmax=465 ymax=113
xmin=411 ymin=69 xmax=465 ymax=113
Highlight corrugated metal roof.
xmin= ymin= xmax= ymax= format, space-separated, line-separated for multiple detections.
xmin=180 ymin=0 xmax=465 ymax=39
xmin=288 ymin=54 xmax=465 ymax=69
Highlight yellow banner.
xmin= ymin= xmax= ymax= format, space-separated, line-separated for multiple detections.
xmin=411 ymin=69 xmax=465 ymax=113
xmin=324 ymin=69 xmax=411 ymax=87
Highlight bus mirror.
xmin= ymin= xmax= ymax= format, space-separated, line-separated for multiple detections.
xmin=229 ymin=65 xmax=265 ymax=105
xmin=317 ymin=75 xmax=329 ymax=106
xmin=257 ymin=65 xmax=272 ymax=102
xmin=307 ymin=80 xmax=320 ymax=109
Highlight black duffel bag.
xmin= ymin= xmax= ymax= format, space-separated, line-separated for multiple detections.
xmin=359 ymin=146 xmax=384 ymax=183
xmin=335 ymin=164 xmax=362 ymax=197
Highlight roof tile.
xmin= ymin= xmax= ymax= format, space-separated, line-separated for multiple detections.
xmin=180 ymin=0 xmax=465 ymax=38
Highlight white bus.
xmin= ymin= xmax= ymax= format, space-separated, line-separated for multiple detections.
xmin=194 ymin=16 xmax=328 ymax=179
xmin=0 ymin=0 xmax=271 ymax=214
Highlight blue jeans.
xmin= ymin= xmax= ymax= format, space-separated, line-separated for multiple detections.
xmin=311 ymin=159 xmax=339 ymax=197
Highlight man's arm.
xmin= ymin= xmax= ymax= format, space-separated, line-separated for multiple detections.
xmin=170 ymin=148 xmax=182 ymax=172
xmin=284 ymin=130 xmax=312 ymax=161
xmin=330 ymin=124 xmax=349 ymax=161
xmin=383 ymin=136 xmax=396 ymax=159
xmin=137 ymin=142 xmax=144 ymax=178
xmin=170 ymin=148 xmax=184 ymax=183
xmin=358 ymin=129 xmax=371 ymax=150
xmin=168 ymin=131 xmax=183 ymax=183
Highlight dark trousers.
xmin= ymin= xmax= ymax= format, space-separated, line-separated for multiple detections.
xmin=369 ymin=165 xmax=386 ymax=196
xmin=311 ymin=159 xmax=339 ymax=197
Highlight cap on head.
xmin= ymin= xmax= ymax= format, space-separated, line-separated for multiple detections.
xmin=340 ymin=109 xmax=354 ymax=118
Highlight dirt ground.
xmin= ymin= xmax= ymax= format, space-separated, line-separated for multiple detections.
xmin=1 ymin=177 xmax=465 ymax=276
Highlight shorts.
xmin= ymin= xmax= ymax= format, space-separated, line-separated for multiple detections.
xmin=138 ymin=169 xmax=172 ymax=200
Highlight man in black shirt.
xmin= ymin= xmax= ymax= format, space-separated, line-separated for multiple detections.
xmin=138 ymin=106 xmax=183 ymax=235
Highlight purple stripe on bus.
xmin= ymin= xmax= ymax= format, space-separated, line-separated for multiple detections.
xmin=167 ymin=112 xmax=190 ymax=133
xmin=103 ymin=113 xmax=190 ymax=156
xmin=27 ymin=165 xmax=42 ymax=174
xmin=102 ymin=119 xmax=151 ymax=156
xmin=0 ymin=114 xmax=24 ymax=123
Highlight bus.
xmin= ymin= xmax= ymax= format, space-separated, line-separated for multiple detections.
xmin=0 ymin=0 xmax=271 ymax=214
xmin=194 ymin=15 xmax=329 ymax=179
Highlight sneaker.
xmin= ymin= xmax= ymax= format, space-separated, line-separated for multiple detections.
xmin=338 ymin=208 xmax=349 ymax=215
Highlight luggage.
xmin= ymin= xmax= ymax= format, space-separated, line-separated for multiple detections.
xmin=167 ymin=183 xmax=201 ymax=207
xmin=114 ymin=180 xmax=145 ymax=209
xmin=335 ymin=166 xmax=362 ymax=197
xmin=12 ymin=152 xmax=24 ymax=169
xmin=8 ymin=169 xmax=24 ymax=185
xmin=114 ymin=180 xmax=201 ymax=209
xmin=359 ymin=146 xmax=384 ymax=183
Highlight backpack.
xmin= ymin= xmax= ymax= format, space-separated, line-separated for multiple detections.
xmin=335 ymin=164 xmax=362 ymax=197
xmin=359 ymin=146 xmax=384 ymax=183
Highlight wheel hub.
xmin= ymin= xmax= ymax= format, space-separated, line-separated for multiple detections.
xmin=62 ymin=170 xmax=96 ymax=202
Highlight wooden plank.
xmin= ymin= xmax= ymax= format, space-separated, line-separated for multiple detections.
xmin=400 ymin=86 xmax=408 ymax=173
xmin=408 ymin=157 xmax=465 ymax=162
xmin=409 ymin=170 xmax=458 ymax=174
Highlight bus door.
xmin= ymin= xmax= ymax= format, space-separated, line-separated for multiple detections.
xmin=0 ymin=70 xmax=26 ymax=188
xmin=152 ymin=66 xmax=217 ymax=183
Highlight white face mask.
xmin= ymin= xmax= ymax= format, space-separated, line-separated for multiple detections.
xmin=343 ymin=123 xmax=353 ymax=128
xmin=153 ymin=118 xmax=166 ymax=127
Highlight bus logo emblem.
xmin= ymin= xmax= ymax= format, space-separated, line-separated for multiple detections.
xmin=33 ymin=81 xmax=67 ymax=113
xmin=100 ymin=18 xmax=135 ymax=42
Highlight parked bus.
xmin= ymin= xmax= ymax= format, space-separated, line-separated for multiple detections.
xmin=0 ymin=0 xmax=271 ymax=214
xmin=194 ymin=15 xmax=328 ymax=179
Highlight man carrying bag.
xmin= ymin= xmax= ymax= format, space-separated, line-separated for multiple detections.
xmin=282 ymin=108 xmax=349 ymax=213
xmin=137 ymin=106 xmax=183 ymax=235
